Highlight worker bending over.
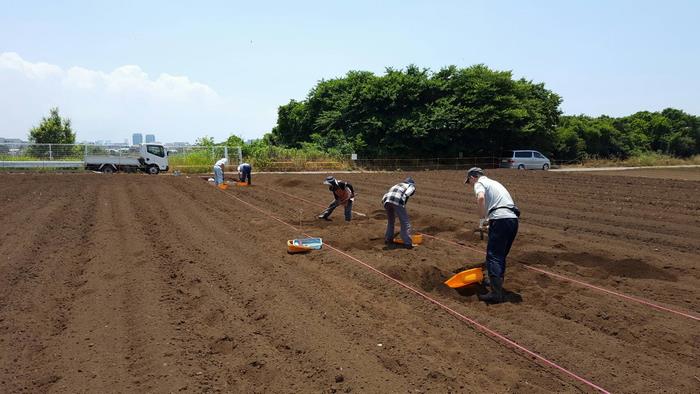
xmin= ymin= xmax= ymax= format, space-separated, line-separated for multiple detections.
xmin=382 ymin=177 xmax=416 ymax=248
xmin=238 ymin=162 xmax=252 ymax=185
xmin=213 ymin=157 xmax=228 ymax=186
xmin=465 ymin=167 xmax=519 ymax=304
xmin=318 ymin=176 xmax=355 ymax=221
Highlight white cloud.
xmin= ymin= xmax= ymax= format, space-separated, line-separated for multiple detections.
xmin=0 ymin=52 xmax=62 ymax=79
xmin=0 ymin=52 xmax=219 ymax=102
xmin=0 ymin=52 xmax=246 ymax=143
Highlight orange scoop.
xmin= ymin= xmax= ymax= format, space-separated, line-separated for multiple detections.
xmin=217 ymin=183 xmax=229 ymax=190
xmin=393 ymin=234 xmax=423 ymax=245
xmin=444 ymin=268 xmax=484 ymax=288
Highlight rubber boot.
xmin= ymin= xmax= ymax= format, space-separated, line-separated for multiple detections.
xmin=478 ymin=276 xmax=503 ymax=304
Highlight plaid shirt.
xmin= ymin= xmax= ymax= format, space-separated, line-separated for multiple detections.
xmin=382 ymin=182 xmax=415 ymax=207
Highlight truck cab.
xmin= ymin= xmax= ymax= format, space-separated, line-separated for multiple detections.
xmin=141 ymin=144 xmax=169 ymax=174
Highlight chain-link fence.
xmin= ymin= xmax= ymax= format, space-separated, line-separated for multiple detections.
xmin=0 ymin=143 xmax=242 ymax=171
xmin=350 ymin=156 xmax=501 ymax=171
xmin=1 ymin=143 xmax=582 ymax=172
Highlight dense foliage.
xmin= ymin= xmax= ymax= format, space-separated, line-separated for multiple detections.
xmin=271 ymin=65 xmax=699 ymax=160
xmin=272 ymin=65 xmax=562 ymax=157
xmin=556 ymin=109 xmax=699 ymax=160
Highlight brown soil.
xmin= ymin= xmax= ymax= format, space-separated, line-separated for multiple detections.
xmin=1 ymin=169 xmax=698 ymax=393
xmin=585 ymin=166 xmax=700 ymax=181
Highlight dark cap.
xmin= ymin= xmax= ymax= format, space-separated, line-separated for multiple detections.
xmin=404 ymin=176 xmax=415 ymax=184
xmin=464 ymin=167 xmax=484 ymax=184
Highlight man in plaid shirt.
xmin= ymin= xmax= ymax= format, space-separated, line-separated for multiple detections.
xmin=382 ymin=177 xmax=416 ymax=248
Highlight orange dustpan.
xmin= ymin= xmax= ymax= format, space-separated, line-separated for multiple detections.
xmin=393 ymin=234 xmax=423 ymax=245
xmin=444 ymin=267 xmax=484 ymax=288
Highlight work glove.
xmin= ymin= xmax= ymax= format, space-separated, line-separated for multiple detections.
xmin=479 ymin=218 xmax=489 ymax=229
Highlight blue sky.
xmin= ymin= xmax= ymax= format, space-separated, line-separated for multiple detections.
xmin=1 ymin=0 xmax=698 ymax=143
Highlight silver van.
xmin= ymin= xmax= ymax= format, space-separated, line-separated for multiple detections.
xmin=500 ymin=150 xmax=551 ymax=170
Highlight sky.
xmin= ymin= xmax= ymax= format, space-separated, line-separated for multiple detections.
xmin=1 ymin=0 xmax=698 ymax=143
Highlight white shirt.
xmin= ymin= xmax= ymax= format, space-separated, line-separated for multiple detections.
xmin=214 ymin=158 xmax=228 ymax=167
xmin=473 ymin=176 xmax=517 ymax=220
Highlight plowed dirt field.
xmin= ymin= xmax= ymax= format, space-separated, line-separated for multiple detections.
xmin=1 ymin=169 xmax=698 ymax=393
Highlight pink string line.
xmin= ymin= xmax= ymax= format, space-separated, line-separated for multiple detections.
xmin=260 ymin=185 xmax=699 ymax=322
xmin=217 ymin=187 xmax=610 ymax=393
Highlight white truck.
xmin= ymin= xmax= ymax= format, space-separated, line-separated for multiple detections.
xmin=85 ymin=144 xmax=169 ymax=174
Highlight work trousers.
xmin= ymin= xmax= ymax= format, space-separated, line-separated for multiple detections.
xmin=384 ymin=203 xmax=412 ymax=245
xmin=213 ymin=165 xmax=223 ymax=185
xmin=240 ymin=169 xmax=251 ymax=185
xmin=485 ymin=218 xmax=519 ymax=279
xmin=321 ymin=199 xmax=353 ymax=221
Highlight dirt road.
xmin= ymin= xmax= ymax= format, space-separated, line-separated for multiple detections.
xmin=1 ymin=169 xmax=698 ymax=393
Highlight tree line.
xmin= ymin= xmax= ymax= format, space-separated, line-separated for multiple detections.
xmin=25 ymin=65 xmax=700 ymax=162
xmin=271 ymin=65 xmax=699 ymax=160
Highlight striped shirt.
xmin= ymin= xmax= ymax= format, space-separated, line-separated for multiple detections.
xmin=382 ymin=182 xmax=416 ymax=207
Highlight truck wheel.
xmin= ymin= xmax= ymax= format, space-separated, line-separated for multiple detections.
xmin=542 ymin=163 xmax=550 ymax=171
xmin=147 ymin=165 xmax=160 ymax=175
xmin=517 ymin=164 xmax=525 ymax=170
xmin=102 ymin=165 xmax=116 ymax=174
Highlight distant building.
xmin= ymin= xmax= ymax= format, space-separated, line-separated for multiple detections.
xmin=0 ymin=137 xmax=25 ymax=144
xmin=145 ymin=134 xmax=155 ymax=143
xmin=132 ymin=133 xmax=143 ymax=145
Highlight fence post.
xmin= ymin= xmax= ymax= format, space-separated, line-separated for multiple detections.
xmin=84 ymin=144 xmax=88 ymax=160
xmin=49 ymin=144 xmax=53 ymax=161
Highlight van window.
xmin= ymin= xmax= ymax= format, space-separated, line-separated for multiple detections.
xmin=534 ymin=152 xmax=544 ymax=158
xmin=514 ymin=151 xmax=532 ymax=158
xmin=147 ymin=145 xmax=165 ymax=157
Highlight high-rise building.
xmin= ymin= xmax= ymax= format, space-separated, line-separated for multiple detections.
xmin=145 ymin=134 xmax=156 ymax=143
xmin=132 ymin=133 xmax=143 ymax=145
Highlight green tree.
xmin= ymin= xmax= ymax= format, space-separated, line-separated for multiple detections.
xmin=195 ymin=136 xmax=215 ymax=146
xmin=224 ymin=134 xmax=245 ymax=147
xmin=272 ymin=64 xmax=561 ymax=157
xmin=28 ymin=107 xmax=76 ymax=144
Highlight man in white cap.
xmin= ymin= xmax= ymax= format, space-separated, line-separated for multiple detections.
xmin=382 ymin=177 xmax=416 ymax=248
xmin=213 ymin=157 xmax=228 ymax=186
xmin=238 ymin=162 xmax=252 ymax=185
xmin=465 ymin=167 xmax=519 ymax=303
xmin=318 ymin=176 xmax=355 ymax=221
